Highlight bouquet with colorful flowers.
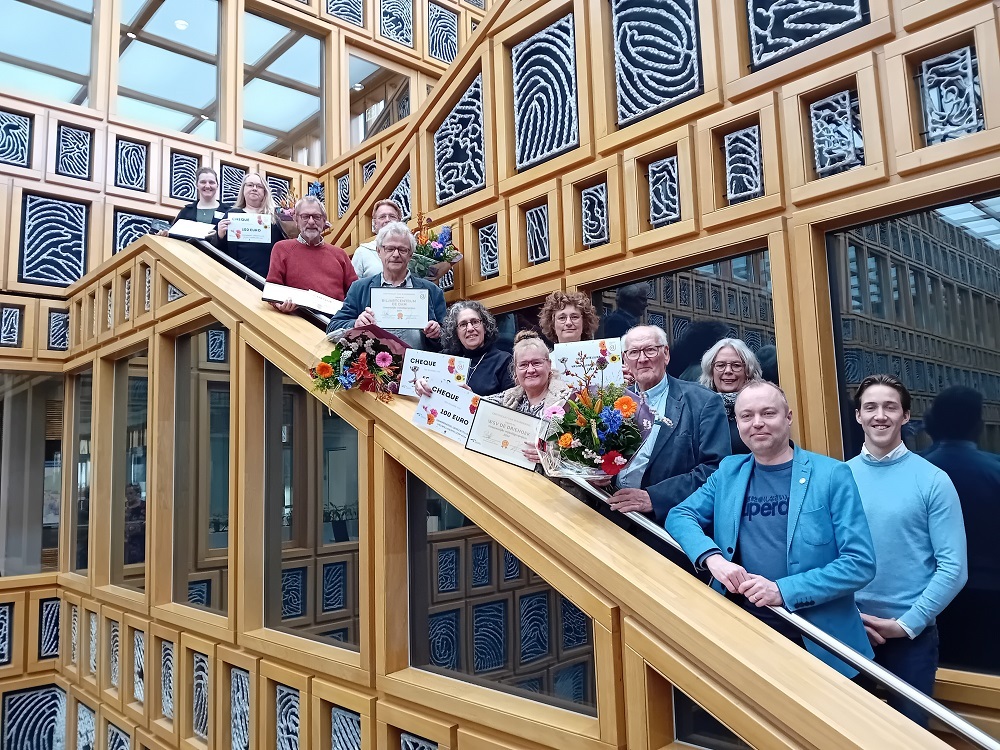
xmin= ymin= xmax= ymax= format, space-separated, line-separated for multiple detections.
xmin=311 ymin=326 xmax=408 ymax=402
xmin=537 ymin=381 xmax=654 ymax=478
xmin=409 ymin=214 xmax=463 ymax=282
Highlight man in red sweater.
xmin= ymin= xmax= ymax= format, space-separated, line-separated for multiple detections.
xmin=266 ymin=195 xmax=358 ymax=313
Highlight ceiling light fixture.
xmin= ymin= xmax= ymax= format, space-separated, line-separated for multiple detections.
xmin=126 ymin=31 xmax=137 ymax=39
xmin=351 ymin=83 xmax=365 ymax=92
xmin=199 ymin=114 xmax=209 ymax=120
xmin=174 ymin=19 xmax=188 ymax=30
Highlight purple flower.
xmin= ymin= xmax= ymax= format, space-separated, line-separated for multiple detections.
xmin=375 ymin=352 xmax=393 ymax=367
xmin=431 ymin=241 xmax=443 ymax=249
xmin=439 ymin=226 xmax=452 ymax=245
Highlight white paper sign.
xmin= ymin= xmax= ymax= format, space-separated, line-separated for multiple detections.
xmin=227 ymin=212 xmax=272 ymax=243
xmin=551 ymin=338 xmax=625 ymax=389
xmin=465 ymin=400 xmax=543 ymax=470
xmin=399 ymin=350 xmax=471 ymax=397
xmin=412 ymin=380 xmax=479 ymax=444
xmin=262 ymin=282 xmax=343 ymax=315
xmin=370 ymin=288 xmax=429 ymax=329
xmin=168 ymin=219 xmax=216 ymax=239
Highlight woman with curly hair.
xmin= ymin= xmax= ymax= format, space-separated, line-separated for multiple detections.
xmin=538 ymin=291 xmax=600 ymax=344
xmin=440 ymin=300 xmax=514 ymax=396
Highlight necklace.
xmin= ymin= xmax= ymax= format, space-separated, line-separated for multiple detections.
xmin=467 ymin=350 xmax=487 ymax=377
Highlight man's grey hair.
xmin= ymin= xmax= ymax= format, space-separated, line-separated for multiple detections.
xmin=294 ymin=194 xmax=327 ymax=217
xmin=623 ymin=325 xmax=668 ymax=348
xmin=699 ymin=338 xmax=763 ymax=390
xmin=376 ymin=221 xmax=415 ymax=251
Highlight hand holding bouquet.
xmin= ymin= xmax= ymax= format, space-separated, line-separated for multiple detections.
xmin=311 ymin=326 xmax=408 ymax=402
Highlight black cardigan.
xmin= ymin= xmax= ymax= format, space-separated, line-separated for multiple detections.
xmin=212 ymin=208 xmax=287 ymax=279
xmin=174 ymin=201 xmax=230 ymax=226
xmin=461 ymin=345 xmax=514 ymax=397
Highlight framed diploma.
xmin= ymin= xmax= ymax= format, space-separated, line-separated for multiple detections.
xmin=226 ymin=212 xmax=272 ymax=243
xmin=370 ymin=288 xmax=430 ymax=329
xmin=399 ymin=350 xmax=471 ymax=396
xmin=465 ymin=400 xmax=544 ymax=470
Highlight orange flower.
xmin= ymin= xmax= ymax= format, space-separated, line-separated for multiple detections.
xmin=578 ymin=389 xmax=592 ymax=408
xmin=575 ymin=413 xmax=587 ymax=427
xmin=557 ymin=433 xmax=574 ymax=448
xmin=316 ymin=362 xmax=334 ymax=378
xmin=417 ymin=234 xmax=429 ymax=245
xmin=614 ymin=396 xmax=637 ymax=418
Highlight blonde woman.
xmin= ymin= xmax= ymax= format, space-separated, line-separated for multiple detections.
xmin=215 ymin=172 xmax=287 ymax=277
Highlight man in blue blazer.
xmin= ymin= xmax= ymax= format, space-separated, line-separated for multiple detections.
xmin=327 ymin=222 xmax=446 ymax=350
xmin=666 ymin=380 xmax=876 ymax=677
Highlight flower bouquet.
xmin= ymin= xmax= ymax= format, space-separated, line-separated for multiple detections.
xmin=311 ymin=325 xmax=408 ymax=402
xmin=537 ymin=381 xmax=654 ymax=479
xmin=409 ymin=214 xmax=462 ymax=282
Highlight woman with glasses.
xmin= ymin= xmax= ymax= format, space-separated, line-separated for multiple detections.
xmin=215 ymin=172 xmax=288 ymax=278
xmin=699 ymin=338 xmax=763 ymax=454
xmin=439 ymin=301 xmax=514 ymax=397
xmin=538 ymin=291 xmax=600 ymax=344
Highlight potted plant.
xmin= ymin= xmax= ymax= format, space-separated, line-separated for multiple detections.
xmin=323 ymin=502 xmax=359 ymax=543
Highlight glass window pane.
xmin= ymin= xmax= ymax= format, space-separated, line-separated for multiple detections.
xmin=112 ymin=350 xmax=148 ymax=591
xmin=673 ymin=688 xmax=751 ymax=749
xmin=347 ymin=53 xmax=411 ymax=149
xmin=72 ymin=369 xmax=93 ymax=573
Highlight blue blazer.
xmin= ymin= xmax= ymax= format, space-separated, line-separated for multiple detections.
xmin=665 ymin=446 xmax=876 ymax=677
xmin=326 ymin=274 xmax=447 ymax=349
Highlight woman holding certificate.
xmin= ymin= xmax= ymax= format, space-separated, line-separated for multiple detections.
xmin=538 ymin=291 xmax=600 ymax=344
xmin=162 ymin=167 xmax=230 ymax=233
xmin=215 ymin=173 xmax=287 ymax=278
xmin=440 ymin=301 xmax=514 ymax=396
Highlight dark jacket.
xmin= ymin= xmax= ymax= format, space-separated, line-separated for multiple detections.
xmin=174 ymin=201 xmax=230 ymax=226
xmin=728 ymin=416 xmax=750 ymax=455
xmin=214 ymin=208 xmax=286 ymax=279
xmin=462 ymin=345 xmax=514 ymax=397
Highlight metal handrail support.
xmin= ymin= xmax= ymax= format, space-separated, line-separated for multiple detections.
xmin=567 ymin=477 xmax=1000 ymax=750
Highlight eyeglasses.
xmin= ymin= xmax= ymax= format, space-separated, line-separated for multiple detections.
xmin=457 ymin=319 xmax=482 ymax=331
xmin=297 ymin=213 xmax=325 ymax=223
xmin=623 ymin=346 xmax=663 ymax=361
xmin=381 ymin=245 xmax=411 ymax=256
xmin=374 ymin=212 xmax=400 ymax=222
xmin=555 ymin=313 xmax=582 ymax=324
xmin=713 ymin=361 xmax=745 ymax=373
xmin=516 ymin=359 xmax=548 ymax=371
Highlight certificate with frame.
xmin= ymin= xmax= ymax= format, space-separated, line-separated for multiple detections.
xmin=370 ymin=288 xmax=430 ymax=329
xmin=465 ymin=400 xmax=544 ymax=470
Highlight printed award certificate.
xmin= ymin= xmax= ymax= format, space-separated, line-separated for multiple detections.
xmin=370 ymin=288 xmax=430 ymax=329
xmin=262 ymin=283 xmax=343 ymax=315
xmin=226 ymin=213 xmax=272 ymax=243
xmin=399 ymin=350 xmax=471 ymax=397
xmin=412 ymin=380 xmax=479 ymax=444
xmin=465 ymin=400 xmax=543 ymax=470
xmin=168 ymin=219 xmax=216 ymax=239
xmin=551 ymin=338 xmax=625 ymax=389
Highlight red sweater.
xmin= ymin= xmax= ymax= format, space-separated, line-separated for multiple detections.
xmin=266 ymin=239 xmax=358 ymax=301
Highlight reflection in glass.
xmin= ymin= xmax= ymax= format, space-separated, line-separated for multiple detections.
xmin=112 ymin=350 xmax=148 ymax=591
xmin=407 ymin=474 xmax=597 ymax=715
xmin=348 ymin=53 xmax=410 ymax=147
xmin=827 ymin=198 xmax=1000 ymax=676
xmin=0 ymin=372 xmax=63 ymax=575
xmin=116 ymin=0 xmax=220 ymax=140
xmin=0 ymin=0 xmax=94 ymax=105
xmin=264 ymin=364 xmax=361 ymax=648
xmin=72 ymin=369 xmax=93 ymax=572
xmin=243 ymin=12 xmax=324 ymax=165
xmin=173 ymin=329 xmax=230 ymax=614
xmin=673 ymin=688 xmax=750 ymax=749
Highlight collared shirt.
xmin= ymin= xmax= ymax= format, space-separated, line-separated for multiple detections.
xmin=296 ymin=235 xmax=324 ymax=247
xmin=860 ymin=441 xmax=909 ymax=462
xmin=379 ymin=272 xmax=413 ymax=289
xmin=616 ymin=374 xmax=670 ymax=489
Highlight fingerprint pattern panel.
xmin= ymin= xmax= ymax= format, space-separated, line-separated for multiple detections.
xmin=327 ymin=0 xmax=362 ymax=26
xmin=437 ymin=548 xmax=459 ymax=593
xmin=221 ymin=164 xmax=248 ymax=205
xmin=809 ymin=89 xmax=865 ymax=177
xmin=267 ymin=176 xmax=292 ymax=205
xmin=187 ymin=580 xmax=210 ymax=607
xmin=38 ymin=599 xmax=60 ymax=660
xmin=472 ymin=600 xmax=507 ymax=673
xmin=207 ymin=330 xmax=227 ymax=363
xmin=724 ymin=125 xmax=764 ymax=204
xmin=920 ymin=46 xmax=985 ymax=146
xmin=55 ymin=125 xmax=93 ymax=180
xmin=610 ymin=0 xmax=702 ymax=126
xmin=525 ymin=205 xmax=550 ymax=264
xmin=337 ymin=174 xmax=351 ymax=218
xmin=428 ymin=4 xmax=459 ymax=63
xmin=123 ymin=278 xmax=131 ymax=321
xmin=20 ymin=195 xmax=88 ymax=286
xmin=553 ymin=661 xmax=588 ymax=703
xmin=109 ymin=621 xmax=120 ymax=688
xmin=478 ymin=222 xmax=499 ymax=278
xmin=380 ymin=0 xmax=413 ymax=47
xmin=648 ymin=155 xmax=680 ymax=227
xmin=746 ymin=0 xmax=868 ymax=70
xmin=161 ymin=640 xmax=175 ymax=720
xmin=511 ymin=14 xmax=579 ymax=171
xmin=434 ymin=74 xmax=486 ymax=206
xmin=470 ymin=541 xmax=491 ymax=588
xmin=560 ymin=596 xmax=589 ymax=650
xmin=427 ymin=609 xmax=460 ymax=669
xmin=167 ymin=284 xmax=185 ymax=303
xmin=518 ymin=591 xmax=550 ymax=664
xmin=69 ymin=606 xmax=78 ymax=664
xmin=114 ymin=210 xmax=160 ymax=254
xmin=133 ymin=631 xmax=144 ymax=703
xmin=331 ymin=707 xmax=361 ymax=750
xmin=322 ymin=562 xmax=347 ymax=613
xmin=363 ymin=160 xmax=377 ymax=184
xmin=437 ymin=269 xmax=454 ymax=292
xmin=76 ymin=703 xmax=94 ymax=750
xmin=389 ymin=171 xmax=413 ymax=220
xmin=466 ymin=0 xmax=483 ymax=8
xmin=107 ymin=724 xmax=129 ymax=750
xmin=87 ymin=613 xmax=97 ymax=674
xmin=0 ymin=307 xmax=21 ymax=348
xmin=0 ymin=685 xmax=65 ymax=750
xmin=397 ymin=91 xmax=410 ymax=120
xmin=275 ymin=685 xmax=300 ymax=750
xmin=0 ymin=110 xmax=31 ymax=168
xmin=401 ymin=732 xmax=437 ymax=750
xmin=580 ymin=183 xmax=610 ymax=247
xmin=282 ymin=568 xmax=307 ymax=619
xmin=114 ymin=139 xmax=148 ymax=192
xmin=192 ymin=653 xmax=209 ymax=740
xmin=231 ymin=668 xmax=250 ymax=750
xmin=169 ymin=151 xmax=199 ymax=201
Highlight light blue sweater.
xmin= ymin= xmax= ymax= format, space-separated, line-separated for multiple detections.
xmin=848 ymin=450 xmax=968 ymax=637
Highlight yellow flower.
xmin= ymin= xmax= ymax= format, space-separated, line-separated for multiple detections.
xmin=558 ymin=433 xmax=573 ymax=448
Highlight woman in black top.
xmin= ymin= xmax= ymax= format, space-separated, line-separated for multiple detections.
xmin=161 ymin=167 xmax=229 ymax=235
xmin=440 ymin=300 xmax=514 ymax=397
xmin=214 ymin=172 xmax=286 ymax=278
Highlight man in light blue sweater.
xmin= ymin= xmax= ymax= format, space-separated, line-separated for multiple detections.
xmin=848 ymin=374 xmax=967 ymax=727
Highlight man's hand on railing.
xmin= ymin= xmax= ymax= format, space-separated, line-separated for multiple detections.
xmin=704 ymin=553 xmax=749 ymax=593
xmin=738 ymin=574 xmax=784 ymax=607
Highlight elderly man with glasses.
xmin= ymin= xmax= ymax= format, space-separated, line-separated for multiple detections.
xmin=326 ymin=221 xmax=445 ymax=349
xmin=603 ymin=325 xmax=730 ymax=558
xmin=266 ymin=195 xmax=358 ymax=313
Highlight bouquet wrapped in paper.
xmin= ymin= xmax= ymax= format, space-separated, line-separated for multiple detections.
xmin=537 ymin=382 xmax=654 ymax=478
xmin=409 ymin=214 xmax=463 ymax=282
xmin=311 ymin=325 xmax=408 ymax=402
